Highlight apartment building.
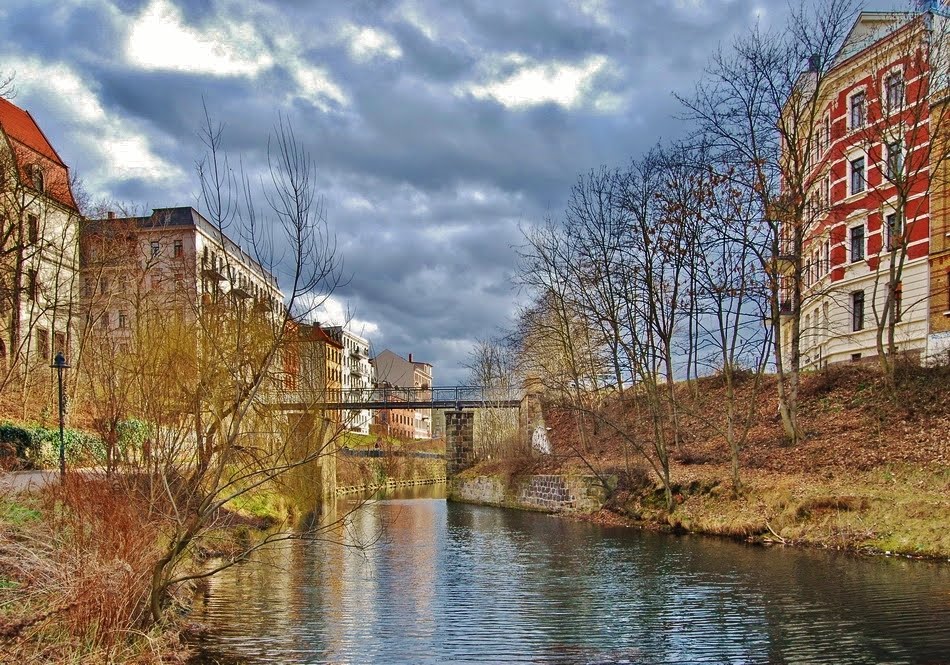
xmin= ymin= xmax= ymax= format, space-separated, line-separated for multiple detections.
xmin=283 ymin=321 xmax=344 ymax=423
xmin=783 ymin=8 xmax=950 ymax=369
xmin=0 ymin=98 xmax=80 ymax=372
xmin=372 ymin=349 xmax=433 ymax=439
xmin=324 ymin=326 xmax=373 ymax=434
xmin=80 ymin=207 xmax=283 ymax=340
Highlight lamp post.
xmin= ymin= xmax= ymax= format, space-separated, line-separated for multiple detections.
xmin=50 ymin=351 xmax=69 ymax=479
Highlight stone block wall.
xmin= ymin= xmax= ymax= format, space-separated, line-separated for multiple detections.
xmin=449 ymin=474 xmax=610 ymax=514
xmin=451 ymin=475 xmax=505 ymax=504
xmin=444 ymin=410 xmax=475 ymax=476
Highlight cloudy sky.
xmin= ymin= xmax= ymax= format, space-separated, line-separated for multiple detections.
xmin=0 ymin=0 xmax=804 ymax=384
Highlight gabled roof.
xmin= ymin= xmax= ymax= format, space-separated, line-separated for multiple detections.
xmin=298 ymin=322 xmax=344 ymax=349
xmin=832 ymin=11 xmax=916 ymax=68
xmin=0 ymin=97 xmax=65 ymax=166
xmin=0 ymin=97 xmax=77 ymax=211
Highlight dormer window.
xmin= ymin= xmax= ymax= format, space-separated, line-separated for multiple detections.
xmin=30 ymin=164 xmax=44 ymax=193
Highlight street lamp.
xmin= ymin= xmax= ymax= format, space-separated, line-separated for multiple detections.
xmin=50 ymin=351 xmax=69 ymax=479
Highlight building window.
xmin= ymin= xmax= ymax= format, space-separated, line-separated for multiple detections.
xmin=151 ymin=241 xmax=160 ymax=258
xmin=31 ymin=165 xmax=44 ymax=193
xmin=886 ymin=139 xmax=903 ymax=180
xmin=27 ymin=214 xmax=39 ymax=244
xmin=118 ymin=311 xmax=128 ymax=329
xmin=893 ymin=282 xmax=902 ymax=323
xmin=886 ymin=211 xmax=902 ymax=250
xmin=150 ymin=274 xmax=162 ymax=292
xmin=173 ymin=240 xmax=183 ymax=258
xmin=100 ymin=276 xmax=109 ymax=295
xmin=852 ymin=290 xmax=865 ymax=331
xmin=53 ymin=332 xmax=66 ymax=355
xmin=850 ymin=156 xmax=865 ymax=195
xmin=820 ymin=174 xmax=830 ymax=209
xmin=850 ymin=224 xmax=865 ymax=262
xmin=100 ymin=312 xmax=109 ymax=330
xmin=174 ymin=272 xmax=184 ymax=292
xmin=822 ymin=239 xmax=830 ymax=274
xmin=885 ymin=71 xmax=904 ymax=111
xmin=849 ymin=91 xmax=866 ymax=128
xmin=26 ymin=269 xmax=38 ymax=301
xmin=824 ymin=115 xmax=831 ymax=151
xmin=36 ymin=328 xmax=49 ymax=361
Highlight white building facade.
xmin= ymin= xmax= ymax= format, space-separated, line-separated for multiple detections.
xmin=326 ymin=326 xmax=374 ymax=434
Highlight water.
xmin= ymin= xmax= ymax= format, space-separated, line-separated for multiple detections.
xmin=192 ymin=485 xmax=950 ymax=664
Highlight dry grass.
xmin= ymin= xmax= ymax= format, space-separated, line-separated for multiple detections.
xmin=504 ymin=364 xmax=950 ymax=558
xmin=0 ymin=475 xmax=191 ymax=663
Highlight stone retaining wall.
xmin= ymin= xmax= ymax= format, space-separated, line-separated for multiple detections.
xmin=336 ymin=476 xmax=446 ymax=495
xmin=449 ymin=473 xmax=610 ymax=514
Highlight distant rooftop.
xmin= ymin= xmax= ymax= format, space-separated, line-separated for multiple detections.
xmin=91 ymin=206 xmax=280 ymax=289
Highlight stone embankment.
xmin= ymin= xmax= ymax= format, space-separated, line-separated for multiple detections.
xmin=337 ymin=476 xmax=445 ymax=495
xmin=450 ymin=474 xmax=611 ymax=513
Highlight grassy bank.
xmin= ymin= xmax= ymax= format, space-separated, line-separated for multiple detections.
xmin=0 ymin=472 xmax=300 ymax=663
xmin=474 ymin=364 xmax=950 ymax=559
xmin=595 ymin=462 xmax=950 ymax=558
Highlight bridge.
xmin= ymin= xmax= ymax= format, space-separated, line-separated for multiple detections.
xmin=276 ymin=385 xmax=523 ymax=412
xmin=273 ymin=384 xmax=542 ymax=486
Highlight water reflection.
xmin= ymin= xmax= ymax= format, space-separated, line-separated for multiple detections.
xmin=193 ymin=486 xmax=950 ymax=664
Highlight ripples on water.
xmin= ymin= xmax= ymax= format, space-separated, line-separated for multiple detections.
xmin=192 ymin=486 xmax=950 ymax=664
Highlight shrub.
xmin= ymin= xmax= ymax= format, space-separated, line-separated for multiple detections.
xmin=116 ymin=419 xmax=152 ymax=459
xmin=0 ymin=422 xmax=107 ymax=469
xmin=0 ymin=422 xmax=37 ymax=460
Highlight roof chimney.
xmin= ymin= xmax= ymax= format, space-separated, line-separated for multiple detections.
xmin=408 ymin=353 xmax=413 ymax=363
xmin=807 ymin=53 xmax=820 ymax=73
xmin=107 ymin=211 xmax=115 ymax=219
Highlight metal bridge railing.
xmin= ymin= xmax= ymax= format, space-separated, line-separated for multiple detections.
xmin=276 ymin=385 xmax=523 ymax=409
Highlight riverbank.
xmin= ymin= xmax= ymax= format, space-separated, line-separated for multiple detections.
xmin=456 ymin=364 xmax=950 ymax=560
xmin=0 ymin=444 xmax=446 ymax=662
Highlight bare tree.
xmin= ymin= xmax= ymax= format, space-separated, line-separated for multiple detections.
xmin=464 ymin=336 xmax=521 ymax=460
xmin=0 ymin=71 xmax=14 ymax=100
xmin=679 ymin=0 xmax=859 ymax=444
xmin=691 ymin=160 xmax=773 ymax=494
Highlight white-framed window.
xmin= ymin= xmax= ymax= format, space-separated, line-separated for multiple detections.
xmin=852 ymin=290 xmax=865 ymax=331
xmin=885 ymin=210 xmax=903 ymax=250
xmin=850 ymin=223 xmax=866 ymax=262
xmin=823 ymin=239 xmax=830 ymax=274
xmin=849 ymin=89 xmax=866 ymax=129
xmin=820 ymin=172 xmax=830 ymax=208
xmin=150 ymin=240 xmax=160 ymax=257
xmin=849 ymin=154 xmax=866 ymax=195
xmin=884 ymin=70 xmax=904 ymax=111
xmin=823 ymin=114 xmax=831 ymax=151
xmin=885 ymin=138 xmax=904 ymax=180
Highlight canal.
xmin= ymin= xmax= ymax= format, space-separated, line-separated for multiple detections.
xmin=192 ymin=485 xmax=950 ymax=664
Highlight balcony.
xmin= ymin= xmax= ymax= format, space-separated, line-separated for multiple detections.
xmin=201 ymin=264 xmax=225 ymax=281
xmin=229 ymin=285 xmax=252 ymax=299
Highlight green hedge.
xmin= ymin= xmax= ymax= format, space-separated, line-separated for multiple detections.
xmin=0 ymin=421 xmax=107 ymax=469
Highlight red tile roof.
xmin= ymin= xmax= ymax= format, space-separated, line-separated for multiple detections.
xmin=0 ymin=97 xmax=77 ymax=211
xmin=0 ymin=97 xmax=64 ymax=165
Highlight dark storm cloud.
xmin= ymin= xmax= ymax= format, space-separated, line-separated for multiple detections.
xmin=0 ymin=0 xmax=793 ymax=383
